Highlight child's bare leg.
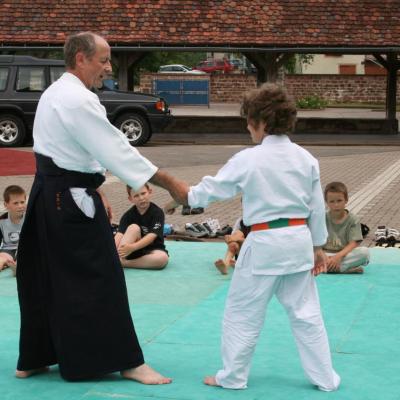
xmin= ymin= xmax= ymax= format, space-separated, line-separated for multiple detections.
xmin=119 ymin=224 xmax=141 ymax=247
xmin=227 ymin=242 xmax=240 ymax=266
xmin=121 ymin=363 xmax=172 ymax=384
xmin=214 ymin=259 xmax=229 ymax=275
xmin=121 ymin=250 xmax=169 ymax=270
xmin=15 ymin=366 xmax=49 ymax=378
xmin=215 ymin=242 xmax=240 ymax=275
xmin=215 ymin=249 xmax=234 ymax=275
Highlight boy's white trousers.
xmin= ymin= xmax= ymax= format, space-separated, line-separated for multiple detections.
xmin=215 ymin=261 xmax=340 ymax=391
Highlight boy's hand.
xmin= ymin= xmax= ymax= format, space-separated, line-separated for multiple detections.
xmin=164 ymin=199 xmax=180 ymax=215
xmin=0 ymin=253 xmax=15 ymax=270
xmin=327 ymin=254 xmax=342 ymax=270
xmin=312 ymin=248 xmax=327 ymax=276
xmin=118 ymin=243 xmax=135 ymax=258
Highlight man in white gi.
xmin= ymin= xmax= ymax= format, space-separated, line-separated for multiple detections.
xmin=166 ymin=83 xmax=340 ymax=391
xmin=16 ymin=32 xmax=188 ymax=384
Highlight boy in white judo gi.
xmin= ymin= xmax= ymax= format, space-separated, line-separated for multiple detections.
xmin=166 ymin=83 xmax=340 ymax=391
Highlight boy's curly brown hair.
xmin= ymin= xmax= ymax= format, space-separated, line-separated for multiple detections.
xmin=240 ymin=83 xmax=297 ymax=135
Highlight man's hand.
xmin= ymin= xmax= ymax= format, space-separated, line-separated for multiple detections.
xmin=150 ymin=170 xmax=189 ymax=205
xmin=312 ymin=247 xmax=327 ymax=276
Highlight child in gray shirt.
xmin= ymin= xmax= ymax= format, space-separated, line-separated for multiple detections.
xmin=323 ymin=181 xmax=369 ymax=273
xmin=0 ymin=185 xmax=26 ymax=276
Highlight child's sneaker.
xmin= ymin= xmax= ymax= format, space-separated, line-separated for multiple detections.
xmin=387 ymin=228 xmax=399 ymax=241
xmin=192 ymin=222 xmax=210 ymax=237
xmin=185 ymin=223 xmax=207 ymax=238
xmin=206 ymin=218 xmax=221 ymax=234
xmin=201 ymin=222 xmax=217 ymax=238
xmin=374 ymin=226 xmax=387 ymax=245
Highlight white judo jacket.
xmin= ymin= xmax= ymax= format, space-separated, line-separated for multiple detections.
xmin=189 ymin=134 xmax=327 ymax=275
xmin=33 ymin=72 xmax=157 ymax=191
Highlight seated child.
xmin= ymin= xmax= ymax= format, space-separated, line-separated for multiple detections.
xmin=114 ymin=184 xmax=169 ymax=270
xmin=0 ymin=185 xmax=27 ymax=276
xmin=323 ymin=181 xmax=370 ymax=274
xmin=214 ymin=217 xmax=250 ymax=275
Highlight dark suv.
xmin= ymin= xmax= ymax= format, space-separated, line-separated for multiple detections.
xmin=0 ymin=55 xmax=172 ymax=147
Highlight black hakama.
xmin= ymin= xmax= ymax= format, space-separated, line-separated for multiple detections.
xmin=16 ymin=153 xmax=144 ymax=380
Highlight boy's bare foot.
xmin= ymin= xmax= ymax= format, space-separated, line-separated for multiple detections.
xmin=344 ymin=266 xmax=364 ymax=274
xmin=204 ymin=375 xmax=221 ymax=386
xmin=121 ymin=364 xmax=172 ymax=385
xmin=214 ymin=259 xmax=228 ymax=275
xmin=15 ymin=366 xmax=49 ymax=378
xmin=228 ymin=259 xmax=236 ymax=267
xmin=326 ymin=264 xmax=340 ymax=273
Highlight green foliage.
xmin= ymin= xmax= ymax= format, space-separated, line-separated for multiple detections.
xmin=296 ymin=95 xmax=327 ymax=109
xmin=285 ymin=54 xmax=314 ymax=74
xmin=136 ymin=51 xmax=206 ymax=72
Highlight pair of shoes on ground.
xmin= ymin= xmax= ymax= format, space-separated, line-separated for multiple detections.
xmin=181 ymin=206 xmax=204 ymax=215
xmin=203 ymin=218 xmax=233 ymax=237
xmin=374 ymin=226 xmax=400 ymax=247
xmin=184 ymin=221 xmax=233 ymax=238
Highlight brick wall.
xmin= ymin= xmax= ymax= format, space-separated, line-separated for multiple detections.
xmin=210 ymin=74 xmax=257 ymax=102
xmin=284 ymin=74 xmax=398 ymax=104
xmin=140 ymin=73 xmax=397 ymax=104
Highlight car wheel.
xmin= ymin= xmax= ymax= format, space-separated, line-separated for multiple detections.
xmin=114 ymin=113 xmax=150 ymax=146
xmin=0 ymin=115 xmax=26 ymax=147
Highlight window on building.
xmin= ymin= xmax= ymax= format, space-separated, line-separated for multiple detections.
xmin=339 ymin=64 xmax=356 ymax=75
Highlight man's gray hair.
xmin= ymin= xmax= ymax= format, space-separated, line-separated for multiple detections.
xmin=64 ymin=32 xmax=98 ymax=69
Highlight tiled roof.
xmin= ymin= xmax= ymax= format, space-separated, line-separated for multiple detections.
xmin=0 ymin=0 xmax=399 ymax=47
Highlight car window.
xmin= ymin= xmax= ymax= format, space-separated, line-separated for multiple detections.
xmin=16 ymin=67 xmax=45 ymax=92
xmin=0 ymin=67 xmax=8 ymax=91
xmin=50 ymin=66 xmax=65 ymax=83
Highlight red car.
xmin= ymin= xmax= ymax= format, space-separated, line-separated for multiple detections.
xmin=194 ymin=59 xmax=234 ymax=74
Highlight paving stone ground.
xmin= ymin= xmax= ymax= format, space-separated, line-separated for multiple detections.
xmin=2 ymin=144 xmax=400 ymax=248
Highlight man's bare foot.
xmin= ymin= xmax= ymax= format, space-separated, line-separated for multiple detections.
xmin=214 ymin=259 xmax=228 ymax=275
xmin=204 ymin=375 xmax=221 ymax=386
xmin=121 ymin=363 xmax=172 ymax=385
xmin=15 ymin=367 xmax=49 ymax=378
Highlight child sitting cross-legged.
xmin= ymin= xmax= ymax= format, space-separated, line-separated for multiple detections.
xmin=0 ymin=185 xmax=27 ymax=277
xmin=114 ymin=184 xmax=169 ymax=270
xmin=323 ymin=181 xmax=370 ymax=274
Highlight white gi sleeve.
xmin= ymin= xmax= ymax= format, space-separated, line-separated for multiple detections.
xmin=308 ymin=162 xmax=328 ymax=246
xmin=188 ymin=153 xmax=245 ymax=208
xmin=64 ymin=97 xmax=157 ymax=191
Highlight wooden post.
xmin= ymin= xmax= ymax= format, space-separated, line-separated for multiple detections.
xmin=386 ymin=53 xmax=397 ymax=121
